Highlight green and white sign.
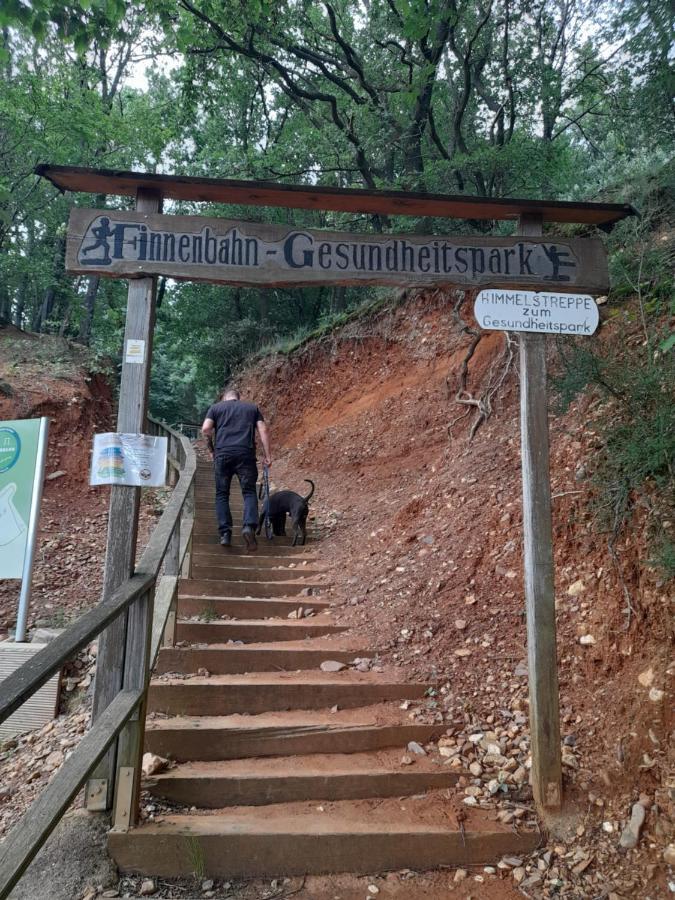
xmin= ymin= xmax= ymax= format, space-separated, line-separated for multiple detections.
xmin=0 ymin=419 xmax=42 ymax=579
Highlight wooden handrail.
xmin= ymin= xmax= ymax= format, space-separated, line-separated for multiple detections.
xmin=0 ymin=690 xmax=142 ymax=899
xmin=0 ymin=573 xmax=153 ymax=724
xmin=0 ymin=421 xmax=195 ymax=726
xmin=0 ymin=417 xmax=196 ymax=900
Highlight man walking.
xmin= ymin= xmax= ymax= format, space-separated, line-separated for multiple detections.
xmin=202 ymin=389 xmax=271 ymax=551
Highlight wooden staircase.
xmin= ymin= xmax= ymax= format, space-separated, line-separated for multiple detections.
xmin=108 ymin=460 xmax=538 ymax=878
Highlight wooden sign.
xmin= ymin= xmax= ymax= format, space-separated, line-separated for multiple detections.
xmin=66 ymin=209 xmax=609 ymax=291
xmin=474 ymin=289 xmax=599 ymax=335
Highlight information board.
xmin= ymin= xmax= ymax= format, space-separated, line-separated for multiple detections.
xmin=0 ymin=419 xmax=42 ymax=580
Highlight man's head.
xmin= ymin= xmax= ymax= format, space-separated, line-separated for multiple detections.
xmin=222 ymin=388 xmax=241 ymax=401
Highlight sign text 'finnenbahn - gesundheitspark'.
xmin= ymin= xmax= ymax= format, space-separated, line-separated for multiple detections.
xmin=65 ymin=210 xmax=610 ymax=292
xmin=474 ymin=289 xmax=600 ymax=335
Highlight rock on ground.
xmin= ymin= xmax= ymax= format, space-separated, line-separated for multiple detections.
xmin=8 ymin=809 xmax=117 ymax=900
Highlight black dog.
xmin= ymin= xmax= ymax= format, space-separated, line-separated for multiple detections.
xmin=258 ymin=480 xmax=315 ymax=546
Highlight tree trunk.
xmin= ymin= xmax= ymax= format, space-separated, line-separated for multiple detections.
xmin=14 ymin=278 xmax=26 ymax=329
xmin=0 ymin=284 xmax=10 ymax=324
xmin=78 ymin=276 xmax=100 ymax=344
xmin=34 ymin=235 xmax=66 ymax=333
xmin=331 ymin=286 xmax=347 ymax=314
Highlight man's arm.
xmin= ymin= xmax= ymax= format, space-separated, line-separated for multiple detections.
xmin=202 ymin=417 xmax=215 ymax=457
xmin=256 ymin=420 xmax=272 ymax=467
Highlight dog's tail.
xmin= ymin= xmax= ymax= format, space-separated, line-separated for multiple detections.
xmin=303 ymin=479 xmax=315 ymax=502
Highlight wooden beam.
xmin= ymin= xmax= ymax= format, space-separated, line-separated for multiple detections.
xmin=89 ymin=187 xmax=163 ymax=808
xmin=0 ymin=690 xmax=141 ymax=900
xmin=36 ymin=164 xmax=636 ymax=227
xmin=518 ymin=213 xmax=563 ymax=810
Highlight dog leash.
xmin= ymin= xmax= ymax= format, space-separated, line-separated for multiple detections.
xmin=261 ymin=464 xmax=273 ymax=540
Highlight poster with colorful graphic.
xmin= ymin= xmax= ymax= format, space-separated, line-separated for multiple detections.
xmin=0 ymin=419 xmax=42 ymax=580
xmin=90 ymin=433 xmax=167 ymax=487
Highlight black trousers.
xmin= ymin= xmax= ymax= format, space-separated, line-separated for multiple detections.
xmin=214 ymin=452 xmax=258 ymax=533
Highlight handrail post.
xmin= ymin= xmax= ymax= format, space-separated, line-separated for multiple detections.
xmin=112 ymin=586 xmax=155 ymax=831
xmin=168 ymin=433 xmax=179 ymax=488
xmin=162 ymin=512 xmax=181 ymax=648
xmin=184 ymin=478 xmax=195 ymax=580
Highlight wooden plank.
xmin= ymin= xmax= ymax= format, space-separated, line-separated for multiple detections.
xmin=89 ymin=188 xmax=162 ymax=808
xmin=0 ymin=690 xmax=141 ymax=900
xmin=66 ymin=209 xmax=609 ymax=293
xmin=161 ymin=515 xmax=181 ymax=648
xmin=518 ymin=213 xmax=562 ymax=810
xmin=37 ymin=164 xmax=635 ymax=226
xmin=0 ymin=573 xmax=151 ymax=726
xmin=0 ymin=643 xmax=60 ymax=740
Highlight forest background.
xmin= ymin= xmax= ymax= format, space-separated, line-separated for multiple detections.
xmin=0 ymin=0 xmax=672 ymax=426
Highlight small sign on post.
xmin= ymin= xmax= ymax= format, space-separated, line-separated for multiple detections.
xmin=475 ymin=290 xmax=599 ymax=336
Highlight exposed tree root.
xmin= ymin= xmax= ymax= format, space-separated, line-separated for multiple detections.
xmin=445 ymin=292 xmax=516 ymax=441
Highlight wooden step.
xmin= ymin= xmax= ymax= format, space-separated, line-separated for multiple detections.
xmin=145 ymin=751 xmax=460 ymax=806
xmin=108 ymin=803 xmax=539 ymax=877
xmin=192 ymin=550 xmax=320 ymax=568
xmin=193 ymin=525 xmax=317 ymax=544
xmin=179 ymin=578 xmax=327 ymax=599
xmin=177 ymin=596 xmax=331 ymax=620
xmin=145 ymin=709 xmax=443 ymax=761
xmin=176 ymin=619 xmax=348 ymax=644
xmin=155 ymin=643 xmax=371 ymax=675
xmin=193 ymin=536 xmax=311 ymax=553
xmin=147 ymin=672 xmax=429 ymax=716
xmin=190 ymin=564 xmax=326 ymax=582
xmin=193 ymin=518 xmax=315 ymax=533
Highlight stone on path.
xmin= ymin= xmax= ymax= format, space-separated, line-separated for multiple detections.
xmin=619 ymin=802 xmax=646 ymax=849
xmin=407 ymin=740 xmax=426 ymax=756
xmin=142 ymin=753 xmax=168 ymax=776
xmin=320 ymin=660 xmax=347 ymax=672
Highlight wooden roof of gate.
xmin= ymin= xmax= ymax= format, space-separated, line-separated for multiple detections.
xmin=36 ymin=164 xmax=635 ymax=228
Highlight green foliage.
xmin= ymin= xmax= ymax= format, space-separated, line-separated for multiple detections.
xmin=553 ymin=330 xmax=674 ymax=581
xmin=1 ymin=0 xmax=674 ymax=426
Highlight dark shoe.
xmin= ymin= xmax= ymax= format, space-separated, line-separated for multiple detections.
xmin=220 ymin=531 xmax=232 ymax=547
xmin=242 ymin=526 xmax=257 ymax=552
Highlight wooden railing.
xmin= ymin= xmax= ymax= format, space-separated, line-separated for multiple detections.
xmin=0 ymin=418 xmax=196 ymax=899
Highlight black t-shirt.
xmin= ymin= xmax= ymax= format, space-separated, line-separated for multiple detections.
xmin=205 ymin=400 xmax=264 ymax=455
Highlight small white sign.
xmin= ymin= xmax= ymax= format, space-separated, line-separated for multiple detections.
xmin=90 ymin=433 xmax=167 ymax=487
xmin=474 ymin=290 xmax=599 ymax=336
xmin=125 ymin=339 xmax=146 ymax=364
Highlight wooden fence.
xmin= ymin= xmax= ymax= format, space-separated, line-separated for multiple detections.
xmin=0 ymin=418 xmax=196 ymax=899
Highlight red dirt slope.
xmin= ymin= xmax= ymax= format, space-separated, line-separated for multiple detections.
xmin=0 ymin=328 xmax=114 ymax=636
xmin=239 ymin=290 xmax=673 ymax=899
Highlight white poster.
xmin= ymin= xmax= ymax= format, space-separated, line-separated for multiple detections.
xmin=90 ymin=433 xmax=167 ymax=487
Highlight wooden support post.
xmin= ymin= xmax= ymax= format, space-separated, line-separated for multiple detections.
xmin=518 ymin=213 xmax=563 ymax=810
xmin=112 ymin=586 xmax=154 ymax=830
xmin=183 ymin=480 xmax=195 ymax=580
xmin=88 ymin=187 xmax=163 ymax=810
